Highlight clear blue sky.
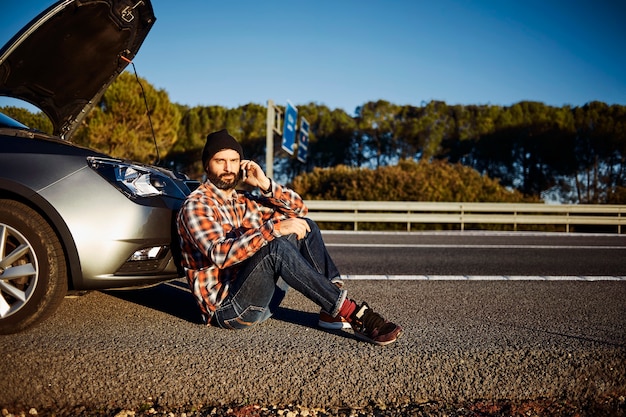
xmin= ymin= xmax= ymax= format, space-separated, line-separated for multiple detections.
xmin=1 ymin=0 xmax=625 ymax=115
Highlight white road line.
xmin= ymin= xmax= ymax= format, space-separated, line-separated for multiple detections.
xmin=340 ymin=275 xmax=626 ymax=281
xmin=326 ymin=243 xmax=626 ymax=250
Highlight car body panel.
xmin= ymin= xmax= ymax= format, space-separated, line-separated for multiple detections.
xmin=0 ymin=133 xmax=192 ymax=290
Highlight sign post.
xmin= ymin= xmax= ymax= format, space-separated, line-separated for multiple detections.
xmin=265 ymin=99 xmax=282 ymax=178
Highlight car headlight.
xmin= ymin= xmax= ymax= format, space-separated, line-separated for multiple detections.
xmin=87 ymin=157 xmax=187 ymax=199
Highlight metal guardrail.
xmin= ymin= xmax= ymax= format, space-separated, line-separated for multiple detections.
xmin=304 ymin=201 xmax=626 ymax=233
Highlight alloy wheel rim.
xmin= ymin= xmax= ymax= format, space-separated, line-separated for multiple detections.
xmin=0 ymin=224 xmax=39 ymax=318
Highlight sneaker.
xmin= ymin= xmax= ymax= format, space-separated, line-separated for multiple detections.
xmin=350 ymin=302 xmax=402 ymax=346
xmin=318 ymin=310 xmax=352 ymax=330
xmin=318 ymin=277 xmax=351 ymax=330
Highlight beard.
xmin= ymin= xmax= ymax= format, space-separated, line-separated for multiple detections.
xmin=207 ymin=171 xmax=241 ymax=190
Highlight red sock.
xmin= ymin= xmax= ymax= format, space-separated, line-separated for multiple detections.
xmin=338 ymin=298 xmax=357 ymax=322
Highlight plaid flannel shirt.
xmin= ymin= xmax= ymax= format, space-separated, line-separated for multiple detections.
xmin=176 ymin=179 xmax=308 ymax=324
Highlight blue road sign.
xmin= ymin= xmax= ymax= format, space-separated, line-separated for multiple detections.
xmin=297 ymin=117 xmax=309 ymax=163
xmin=282 ymin=101 xmax=298 ymax=155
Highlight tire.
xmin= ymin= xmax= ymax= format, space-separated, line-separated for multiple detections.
xmin=0 ymin=200 xmax=68 ymax=334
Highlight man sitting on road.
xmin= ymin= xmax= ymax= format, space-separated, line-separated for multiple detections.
xmin=176 ymin=129 xmax=402 ymax=345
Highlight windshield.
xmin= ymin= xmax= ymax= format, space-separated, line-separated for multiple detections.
xmin=0 ymin=111 xmax=30 ymax=129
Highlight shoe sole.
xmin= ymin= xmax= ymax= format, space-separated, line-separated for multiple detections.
xmin=354 ymin=328 xmax=403 ymax=346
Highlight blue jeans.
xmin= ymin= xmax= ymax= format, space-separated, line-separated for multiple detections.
xmin=212 ymin=219 xmax=347 ymax=329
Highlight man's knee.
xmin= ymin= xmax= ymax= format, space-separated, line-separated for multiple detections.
xmin=304 ymin=217 xmax=320 ymax=234
xmin=269 ymin=234 xmax=299 ymax=251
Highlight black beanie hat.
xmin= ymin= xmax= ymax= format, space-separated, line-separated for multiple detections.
xmin=201 ymin=129 xmax=244 ymax=167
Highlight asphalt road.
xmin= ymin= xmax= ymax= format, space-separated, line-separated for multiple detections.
xmin=323 ymin=230 xmax=626 ymax=277
xmin=1 ymin=232 xmax=625 ymax=415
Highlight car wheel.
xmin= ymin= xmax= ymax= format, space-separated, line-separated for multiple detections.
xmin=0 ymin=200 xmax=67 ymax=334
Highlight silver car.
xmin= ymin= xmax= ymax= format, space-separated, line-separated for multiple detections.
xmin=0 ymin=0 xmax=198 ymax=333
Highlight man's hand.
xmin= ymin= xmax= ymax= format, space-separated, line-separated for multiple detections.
xmin=276 ymin=218 xmax=310 ymax=240
xmin=240 ymin=160 xmax=270 ymax=191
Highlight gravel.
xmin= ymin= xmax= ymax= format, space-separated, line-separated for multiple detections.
xmin=3 ymin=395 xmax=626 ymax=417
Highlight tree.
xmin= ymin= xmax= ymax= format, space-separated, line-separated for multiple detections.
xmin=355 ymin=100 xmax=402 ymax=167
xmin=0 ymin=106 xmax=53 ymax=134
xmin=571 ymin=102 xmax=626 ymax=203
xmin=72 ymin=71 xmax=181 ymax=165
xmin=298 ymin=103 xmax=356 ymax=168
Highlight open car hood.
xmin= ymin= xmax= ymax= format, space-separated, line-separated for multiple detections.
xmin=0 ymin=0 xmax=155 ymax=139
